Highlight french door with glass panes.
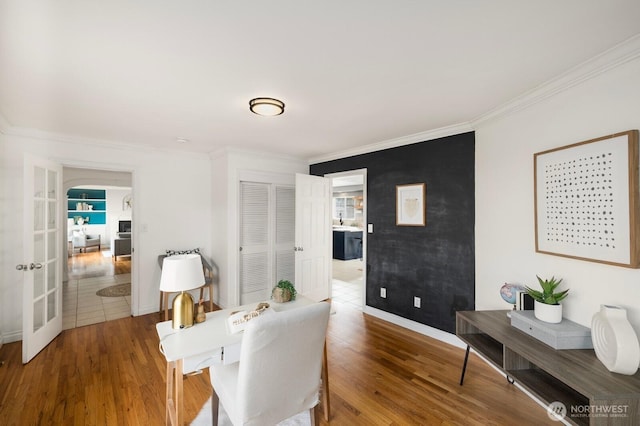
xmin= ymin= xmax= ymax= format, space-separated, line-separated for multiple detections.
xmin=21 ymin=155 xmax=63 ymax=363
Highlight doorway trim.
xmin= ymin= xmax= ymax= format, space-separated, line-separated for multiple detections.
xmin=61 ymin=162 xmax=137 ymax=316
xmin=325 ymin=168 xmax=367 ymax=308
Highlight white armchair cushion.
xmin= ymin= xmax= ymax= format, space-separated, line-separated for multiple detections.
xmin=72 ymin=233 xmax=100 ymax=250
xmin=210 ymin=302 xmax=330 ymax=426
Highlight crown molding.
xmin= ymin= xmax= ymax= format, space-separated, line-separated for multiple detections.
xmin=307 ymin=122 xmax=474 ymax=165
xmin=5 ymin=125 xmax=155 ymax=153
xmin=2 ymin=125 xmax=207 ymax=159
xmin=471 ymin=33 xmax=640 ymax=128
xmin=310 ymin=34 xmax=640 ymax=165
xmin=209 ymin=146 xmax=306 ymax=164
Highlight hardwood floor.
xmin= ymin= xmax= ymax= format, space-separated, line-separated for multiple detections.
xmin=0 ymin=304 xmax=554 ymax=425
xmin=67 ymin=250 xmax=131 ymax=280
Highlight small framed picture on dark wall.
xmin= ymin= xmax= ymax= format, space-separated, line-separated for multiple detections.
xmin=396 ymin=183 xmax=426 ymax=226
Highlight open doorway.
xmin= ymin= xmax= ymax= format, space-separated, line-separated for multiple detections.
xmin=63 ymin=167 xmax=133 ymax=329
xmin=327 ymin=170 xmax=366 ymax=310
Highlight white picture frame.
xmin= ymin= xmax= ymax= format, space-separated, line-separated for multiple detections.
xmin=396 ymin=183 xmax=426 ymax=226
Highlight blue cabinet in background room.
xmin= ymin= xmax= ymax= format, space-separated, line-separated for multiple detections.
xmin=67 ymin=188 xmax=107 ymax=225
xmin=333 ymin=230 xmax=363 ymax=260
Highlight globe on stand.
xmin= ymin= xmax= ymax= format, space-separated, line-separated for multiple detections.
xmin=500 ymin=283 xmax=525 ymax=317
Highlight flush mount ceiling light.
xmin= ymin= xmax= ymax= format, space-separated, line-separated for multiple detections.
xmin=249 ymin=97 xmax=285 ymax=116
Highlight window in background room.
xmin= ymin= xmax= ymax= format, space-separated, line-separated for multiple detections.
xmin=333 ymin=196 xmax=355 ymax=221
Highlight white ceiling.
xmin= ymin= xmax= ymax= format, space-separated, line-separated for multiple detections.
xmin=1 ymin=1 xmax=639 ymax=161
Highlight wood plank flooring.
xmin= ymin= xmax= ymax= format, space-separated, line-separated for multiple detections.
xmin=67 ymin=250 xmax=131 ymax=280
xmin=0 ymin=304 xmax=554 ymax=425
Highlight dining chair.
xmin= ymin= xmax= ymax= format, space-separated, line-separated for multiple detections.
xmin=209 ymin=301 xmax=331 ymax=426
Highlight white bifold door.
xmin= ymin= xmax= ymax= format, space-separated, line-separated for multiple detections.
xmin=239 ymin=182 xmax=295 ymax=304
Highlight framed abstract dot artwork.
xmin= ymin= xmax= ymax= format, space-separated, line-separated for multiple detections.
xmin=534 ymin=130 xmax=640 ymax=268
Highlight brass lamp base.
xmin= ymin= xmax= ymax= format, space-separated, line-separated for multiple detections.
xmin=172 ymin=291 xmax=195 ymax=329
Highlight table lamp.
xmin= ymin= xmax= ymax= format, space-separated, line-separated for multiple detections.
xmin=160 ymin=254 xmax=205 ymax=329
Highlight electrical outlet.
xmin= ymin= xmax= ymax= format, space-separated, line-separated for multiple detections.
xmin=380 ymin=287 xmax=386 ymax=298
xmin=414 ymin=296 xmax=421 ymax=308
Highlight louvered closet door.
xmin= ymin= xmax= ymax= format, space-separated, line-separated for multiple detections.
xmin=239 ymin=182 xmax=270 ymax=304
xmin=275 ymin=186 xmax=295 ymax=284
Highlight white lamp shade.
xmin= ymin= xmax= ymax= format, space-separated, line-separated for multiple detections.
xmin=160 ymin=254 xmax=205 ymax=292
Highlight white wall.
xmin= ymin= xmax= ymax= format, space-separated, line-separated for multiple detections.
xmin=475 ymin=56 xmax=640 ymax=332
xmin=0 ymin=133 xmax=211 ymax=342
xmin=210 ymin=149 xmax=307 ymax=309
xmin=106 ymin=188 xmax=132 ymax=246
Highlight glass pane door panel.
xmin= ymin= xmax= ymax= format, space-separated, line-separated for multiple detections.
xmin=34 ymin=233 xmax=45 ymax=263
xmin=47 ymin=201 xmax=56 ymax=229
xmin=47 ymin=169 xmax=57 ymax=199
xmin=47 ymin=292 xmax=56 ymax=322
xmin=34 ymin=166 xmax=45 ymax=198
xmin=33 ymin=268 xmax=44 ymax=299
xmin=33 ymin=298 xmax=44 ymax=332
xmin=47 ymin=264 xmax=56 ymax=291
xmin=34 ymin=200 xmax=44 ymax=231
xmin=47 ymin=230 xmax=56 ymax=261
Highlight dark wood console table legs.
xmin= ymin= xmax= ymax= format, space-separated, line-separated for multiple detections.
xmin=459 ymin=344 xmax=515 ymax=386
xmin=459 ymin=345 xmax=470 ymax=385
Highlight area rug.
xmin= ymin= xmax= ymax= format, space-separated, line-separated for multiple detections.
xmin=191 ymin=397 xmax=310 ymax=426
xmin=96 ymin=283 xmax=131 ymax=297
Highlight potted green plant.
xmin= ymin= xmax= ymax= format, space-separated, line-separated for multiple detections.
xmin=272 ymin=280 xmax=297 ymax=303
xmin=525 ymin=276 xmax=569 ymax=323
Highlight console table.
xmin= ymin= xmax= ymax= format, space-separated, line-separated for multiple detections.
xmin=456 ymin=310 xmax=640 ymax=426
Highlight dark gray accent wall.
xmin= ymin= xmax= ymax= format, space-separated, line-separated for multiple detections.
xmin=310 ymin=132 xmax=475 ymax=333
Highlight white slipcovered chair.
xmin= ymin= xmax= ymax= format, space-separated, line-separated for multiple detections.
xmin=209 ymin=302 xmax=331 ymax=426
xmin=71 ymin=231 xmax=101 ymax=253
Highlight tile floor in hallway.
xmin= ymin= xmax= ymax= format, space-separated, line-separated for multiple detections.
xmin=332 ymin=259 xmax=364 ymax=310
xmin=63 ymin=273 xmax=132 ymax=330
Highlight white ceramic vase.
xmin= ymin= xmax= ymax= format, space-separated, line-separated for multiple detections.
xmin=591 ymin=305 xmax=640 ymax=375
xmin=534 ymin=300 xmax=562 ymax=323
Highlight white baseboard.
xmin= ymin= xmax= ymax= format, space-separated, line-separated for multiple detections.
xmin=2 ymin=329 xmax=22 ymax=344
xmin=362 ymin=306 xmax=467 ymax=349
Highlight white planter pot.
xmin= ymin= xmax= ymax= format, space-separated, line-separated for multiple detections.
xmin=534 ymin=300 xmax=562 ymax=323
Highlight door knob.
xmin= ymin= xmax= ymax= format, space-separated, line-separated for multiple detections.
xmin=29 ymin=263 xmax=43 ymax=270
xmin=16 ymin=264 xmax=28 ymax=271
